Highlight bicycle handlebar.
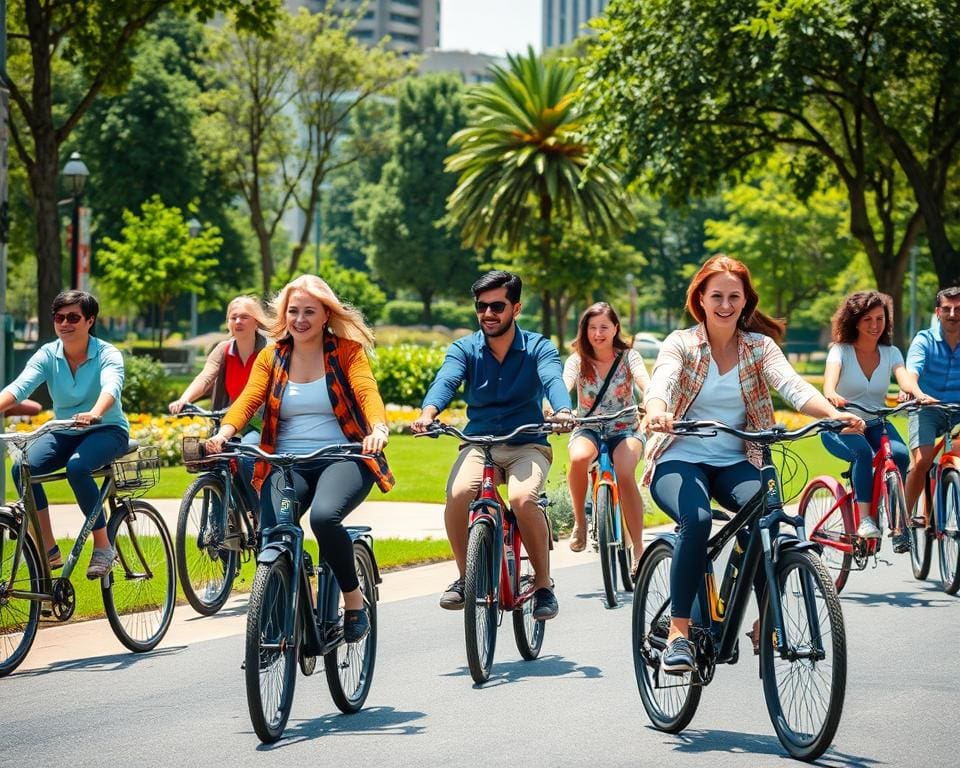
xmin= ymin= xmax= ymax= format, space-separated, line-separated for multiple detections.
xmin=178 ymin=403 xmax=229 ymax=419
xmin=840 ymin=399 xmax=922 ymax=418
xmin=668 ymin=417 xmax=848 ymax=444
xmin=207 ymin=441 xmax=372 ymax=466
xmin=416 ymin=420 xmax=557 ymax=445
xmin=0 ymin=418 xmax=84 ymax=445
xmin=568 ymin=405 xmax=641 ymax=426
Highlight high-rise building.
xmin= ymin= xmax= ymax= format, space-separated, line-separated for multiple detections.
xmin=288 ymin=1 xmax=440 ymax=54
xmin=542 ymin=0 xmax=610 ymax=50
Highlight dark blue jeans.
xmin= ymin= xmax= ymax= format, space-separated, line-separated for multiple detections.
xmin=650 ymin=459 xmax=761 ymax=619
xmin=13 ymin=426 xmax=129 ymax=531
xmin=820 ymin=422 xmax=909 ymax=503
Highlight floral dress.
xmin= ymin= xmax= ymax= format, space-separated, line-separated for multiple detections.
xmin=563 ymin=349 xmax=650 ymax=436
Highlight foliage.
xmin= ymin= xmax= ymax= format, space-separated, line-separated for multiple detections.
xmin=98 ymin=197 xmax=222 ymax=346
xmin=381 ymin=300 xmax=476 ymax=330
xmin=445 ymin=47 xmax=635 ymax=339
xmin=196 ymin=6 xmax=414 ymax=295
xmin=121 ymin=356 xmax=176 ymax=415
xmin=360 ymin=74 xmax=477 ymax=320
xmin=272 ymin=253 xmax=387 ymax=325
xmin=369 ymin=345 xmax=450 ymax=407
xmin=374 ymin=325 xmax=472 ymax=347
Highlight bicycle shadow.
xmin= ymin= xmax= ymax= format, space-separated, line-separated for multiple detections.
xmin=12 ymin=645 xmax=188 ymax=678
xmin=659 ymin=727 xmax=877 ymax=766
xmin=839 ymin=587 xmax=954 ymax=610
xmin=573 ymin=588 xmax=632 ymax=608
xmin=441 ymin=653 xmax=603 ymax=687
xmin=252 ymin=706 xmax=427 ymax=748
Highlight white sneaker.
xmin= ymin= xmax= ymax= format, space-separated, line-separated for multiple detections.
xmin=856 ymin=516 xmax=882 ymax=540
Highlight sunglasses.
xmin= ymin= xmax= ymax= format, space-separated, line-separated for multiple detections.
xmin=53 ymin=312 xmax=84 ymax=325
xmin=475 ymin=300 xmax=508 ymax=314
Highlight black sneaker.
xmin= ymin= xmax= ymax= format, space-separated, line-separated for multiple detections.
xmin=661 ymin=636 xmax=695 ymax=675
xmin=532 ymin=587 xmax=559 ymax=621
xmin=439 ymin=578 xmax=465 ymax=610
xmin=343 ymin=608 xmax=370 ymax=643
xmin=891 ymin=529 xmax=911 ymax=554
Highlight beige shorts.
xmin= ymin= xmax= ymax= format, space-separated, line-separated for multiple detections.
xmin=445 ymin=442 xmax=553 ymax=513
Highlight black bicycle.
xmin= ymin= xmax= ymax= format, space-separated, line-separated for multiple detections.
xmin=176 ymin=404 xmax=260 ymax=615
xmin=194 ymin=440 xmax=381 ymax=743
xmin=633 ymin=418 xmax=848 ymax=762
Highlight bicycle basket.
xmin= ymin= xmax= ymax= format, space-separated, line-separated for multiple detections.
xmin=182 ymin=436 xmax=218 ymax=473
xmin=112 ymin=446 xmax=160 ymax=491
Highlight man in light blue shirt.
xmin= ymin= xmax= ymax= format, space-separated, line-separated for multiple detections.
xmin=0 ymin=290 xmax=129 ymax=579
xmin=904 ymin=286 xmax=960 ymax=519
xmin=412 ymin=271 xmax=572 ymax=620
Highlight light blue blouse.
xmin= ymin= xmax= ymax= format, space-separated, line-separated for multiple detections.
xmin=2 ymin=336 xmax=129 ymax=432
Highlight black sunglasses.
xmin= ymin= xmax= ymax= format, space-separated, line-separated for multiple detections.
xmin=53 ymin=312 xmax=84 ymax=325
xmin=475 ymin=300 xmax=508 ymax=314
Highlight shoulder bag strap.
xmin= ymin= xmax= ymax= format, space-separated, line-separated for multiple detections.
xmin=583 ymin=352 xmax=623 ymax=418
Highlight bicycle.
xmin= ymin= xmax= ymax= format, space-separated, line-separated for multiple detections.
xmin=571 ymin=405 xmax=638 ymax=607
xmin=175 ymin=404 xmax=260 ymax=615
xmin=0 ymin=419 xmax=176 ymax=677
xmin=798 ymin=400 xmax=917 ymax=593
xmin=191 ymin=440 xmax=381 ymax=743
xmin=905 ymin=402 xmax=960 ymax=594
xmin=633 ymin=418 xmax=848 ymax=762
xmin=418 ymin=421 xmax=555 ymax=684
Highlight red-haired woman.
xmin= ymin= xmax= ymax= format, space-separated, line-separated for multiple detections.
xmin=643 ymin=255 xmax=863 ymax=674
xmin=563 ymin=303 xmax=649 ymax=575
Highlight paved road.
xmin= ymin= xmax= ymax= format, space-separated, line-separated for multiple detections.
xmin=2 ymin=545 xmax=957 ymax=767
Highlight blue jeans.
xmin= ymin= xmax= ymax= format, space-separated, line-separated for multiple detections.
xmin=13 ymin=426 xmax=129 ymax=531
xmin=650 ymin=460 xmax=760 ymax=619
xmin=820 ymin=422 xmax=909 ymax=503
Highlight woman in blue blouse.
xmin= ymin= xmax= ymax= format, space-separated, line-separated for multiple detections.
xmin=0 ymin=290 xmax=129 ymax=579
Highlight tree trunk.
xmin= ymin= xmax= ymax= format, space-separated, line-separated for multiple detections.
xmin=29 ymin=149 xmax=63 ymax=343
xmin=553 ymin=298 xmax=567 ymax=350
xmin=419 ymin=290 xmax=433 ymax=325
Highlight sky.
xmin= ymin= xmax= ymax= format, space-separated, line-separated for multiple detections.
xmin=439 ymin=0 xmax=541 ymax=57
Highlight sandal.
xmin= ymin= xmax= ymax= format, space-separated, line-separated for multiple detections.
xmin=47 ymin=545 xmax=63 ymax=570
xmin=745 ymin=619 xmax=761 ymax=656
xmin=568 ymin=525 xmax=586 ymax=552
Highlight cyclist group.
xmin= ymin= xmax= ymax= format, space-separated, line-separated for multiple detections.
xmin=2 ymin=260 xmax=958 ymax=678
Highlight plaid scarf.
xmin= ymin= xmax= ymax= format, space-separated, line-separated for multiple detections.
xmin=253 ymin=333 xmax=395 ymax=493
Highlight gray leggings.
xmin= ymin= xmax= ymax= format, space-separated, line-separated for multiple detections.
xmin=649 ymin=460 xmax=760 ymax=619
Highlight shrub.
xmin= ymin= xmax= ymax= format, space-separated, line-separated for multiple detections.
xmin=123 ymin=355 xmax=177 ymax=414
xmin=544 ymin=482 xmax=574 ymax=538
xmin=375 ymin=325 xmax=468 ymax=347
xmin=370 ymin=344 xmax=450 ymax=407
xmin=382 ymin=300 xmax=475 ymax=329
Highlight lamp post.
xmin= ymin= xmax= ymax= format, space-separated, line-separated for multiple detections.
xmin=61 ymin=151 xmax=89 ymax=289
xmin=187 ymin=217 xmax=201 ymax=338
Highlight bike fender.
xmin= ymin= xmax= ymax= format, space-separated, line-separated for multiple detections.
xmin=468 ymin=502 xmax=499 ymax=531
xmin=938 ymin=455 xmax=960 ymax=474
xmin=771 ymin=534 xmax=822 ymax=563
xmin=256 ymin=543 xmax=290 ymax=566
xmin=798 ymin=475 xmax=845 ymax=509
xmin=352 ymin=536 xmax=382 ymax=587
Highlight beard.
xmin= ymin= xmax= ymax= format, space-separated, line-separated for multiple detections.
xmin=481 ymin=314 xmax=515 ymax=339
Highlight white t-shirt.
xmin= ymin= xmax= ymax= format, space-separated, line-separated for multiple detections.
xmin=276 ymin=377 xmax=348 ymax=453
xmin=659 ymin=359 xmax=747 ymax=466
xmin=827 ymin=343 xmax=904 ymax=415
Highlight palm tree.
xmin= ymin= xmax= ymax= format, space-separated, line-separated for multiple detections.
xmin=445 ymin=46 xmax=634 ymax=340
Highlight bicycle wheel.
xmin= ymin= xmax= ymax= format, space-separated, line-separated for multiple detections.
xmin=103 ymin=500 xmax=176 ymax=652
xmin=633 ymin=541 xmax=701 ymax=732
xmin=937 ymin=470 xmax=960 ymax=595
xmin=175 ymin=474 xmax=238 ymax=616
xmin=617 ymin=511 xmax=634 ymax=593
xmin=512 ymin=551 xmax=545 ymax=660
xmin=799 ymin=478 xmax=852 ymax=593
xmin=464 ymin=522 xmax=499 ymax=684
xmin=597 ymin=486 xmax=619 ymax=608
xmin=246 ymin=557 xmax=298 ymax=743
xmin=760 ymin=549 xmax=846 ymax=762
xmin=0 ymin=514 xmax=42 ymax=677
xmin=909 ymin=484 xmax=933 ymax=581
xmin=325 ymin=542 xmax=378 ymax=712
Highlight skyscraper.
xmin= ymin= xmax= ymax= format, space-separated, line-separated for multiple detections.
xmin=288 ymin=1 xmax=440 ymax=54
xmin=542 ymin=0 xmax=610 ymax=50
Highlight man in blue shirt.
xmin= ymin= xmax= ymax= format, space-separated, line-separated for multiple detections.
xmin=412 ymin=271 xmax=572 ymax=620
xmin=904 ymin=286 xmax=960 ymax=520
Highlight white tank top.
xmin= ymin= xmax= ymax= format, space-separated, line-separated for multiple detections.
xmin=276 ymin=377 xmax=348 ymax=453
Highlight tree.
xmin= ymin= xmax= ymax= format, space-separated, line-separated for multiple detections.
xmin=582 ymin=0 xmax=960 ymax=344
xmin=361 ymin=74 xmax=476 ymax=322
xmin=445 ymin=47 xmax=635 ymax=339
xmin=1 ymin=0 xmax=277 ymax=341
xmin=97 ymin=196 xmax=221 ymax=347
xmin=196 ymin=7 xmax=413 ymax=296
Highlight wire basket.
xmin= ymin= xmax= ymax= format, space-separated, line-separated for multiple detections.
xmin=112 ymin=446 xmax=160 ymax=492
xmin=182 ymin=436 xmax=219 ymax=473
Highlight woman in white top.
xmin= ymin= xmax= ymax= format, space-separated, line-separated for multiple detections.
xmin=821 ymin=291 xmax=924 ymax=550
xmin=643 ymin=255 xmax=862 ymax=674
xmin=563 ymin=303 xmax=650 ymax=572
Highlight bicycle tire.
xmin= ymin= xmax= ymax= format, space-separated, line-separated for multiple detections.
xmin=937 ymin=470 xmax=960 ymax=595
xmin=909 ymin=484 xmax=933 ymax=580
xmin=245 ymin=557 xmax=298 ymax=743
xmin=597 ymin=486 xmax=619 ymax=608
xmin=633 ymin=541 xmax=701 ymax=733
xmin=760 ymin=549 xmax=846 ymax=762
xmin=512 ymin=551 xmax=545 ymax=660
xmin=175 ymin=474 xmax=238 ymax=616
xmin=464 ymin=522 xmax=499 ymax=684
xmin=0 ymin=513 xmax=42 ymax=677
xmin=325 ymin=542 xmax=378 ymax=712
xmin=102 ymin=500 xmax=176 ymax=652
xmin=799 ymin=478 xmax=852 ymax=593
xmin=617 ymin=510 xmax=634 ymax=593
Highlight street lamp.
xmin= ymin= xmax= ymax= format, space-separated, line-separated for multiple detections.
xmin=61 ymin=151 xmax=89 ymax=289
xmin=187 ymin=218 xmax=201 ymax=339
